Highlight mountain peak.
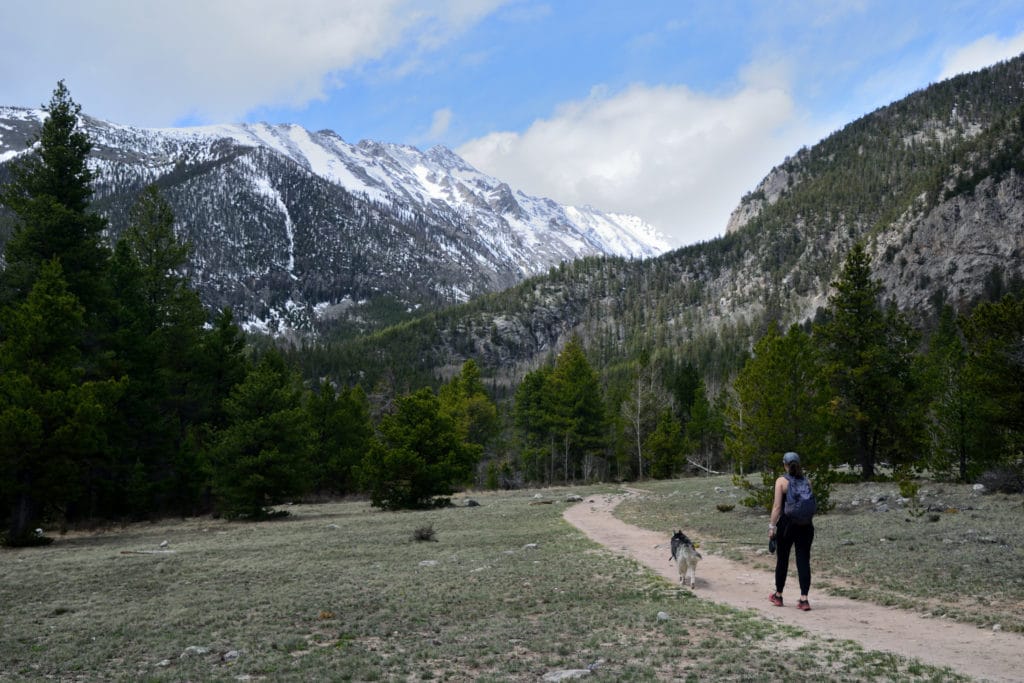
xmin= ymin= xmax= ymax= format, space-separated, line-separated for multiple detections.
xmin=0 ymin=107 xmax=670 ymax=334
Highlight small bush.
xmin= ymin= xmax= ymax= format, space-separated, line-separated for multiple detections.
xmin=831 ymin=470 xmax=863 ymax=484
xmin=1 ymin=531 xmax=54 ymax=548
xmin=716 ymin=504 xmax=735 ymax=512
xmin=977 ymin=462 xmax=1024 ymax=494
xmin=734 ymin=471 xmax=774 ymax=512
xmin=735 ymin=467 xmax=836 ymax=515
xmin=898 ymin=478 xmax=920 ymax=499
xmin=412 ymin=524 xmax=437 ymax=542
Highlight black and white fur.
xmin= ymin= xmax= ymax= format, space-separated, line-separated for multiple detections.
xmin=669 ymin=530 xmax=702 ymax=589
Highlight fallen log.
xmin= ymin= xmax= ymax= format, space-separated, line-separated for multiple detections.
xmin=119 ymin=550 xmax=177 ymax=555
xmin=687 ymin=458 xmax=722 ymax=475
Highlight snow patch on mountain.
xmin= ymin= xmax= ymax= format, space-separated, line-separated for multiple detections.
xmin=248 ymin=169 xmax=297 ymax=277
xmin=123 ymin=119 xmax=670 ymax=261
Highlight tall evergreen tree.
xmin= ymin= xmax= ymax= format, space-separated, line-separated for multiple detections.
xmin=194 ymin=308 xmax=250 ymax=430
xmin=921 ymin=306 xmax=990 ymax=481
xmin=307 ymin=381 xmax=372 ymax=494
xmin=815 ymin=243 xmax=921 ymax=479
xmin=105 ymin=186 xmax=207 ymax=516
xmin=438 ymin=359 xmax=499 ymax=450
xmin=962 ymin=294 xmax=1024 ymax=461
xmin=170 ymin=308 xmax=250 ymax=516
xmin=663 ymin=359 xmax=701 ymax=426
xmin=646 ymin=408 xmax=685 ymax=479
xmin=513 ymin=365 xmax=556 ymax=482
xmin=209 ymin=351 xmax=313 ymax=519
xmin=0 ymin=261 xmax=123 ymax=543
xmin=726 ymin=323 xmax=832 ymax=474
xmin=357 ymin=387 xmax=479 ymax=510
xmin=0 ymin=81 xmax=110 ymax=315
xmin=683 ymin=380 xmax=725 ymax=474
xmin=549 ymin=335 xmax=606 ymax=482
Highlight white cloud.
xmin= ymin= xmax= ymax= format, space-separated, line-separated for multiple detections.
xmin=0 ymin=0 xmax=505 ymax=126
xmin=427 ymin=108 xmax=454 ymax=139
xmin=458 ymin=76 xmax=825 ymax=247
xmin=939 ymin=31 xmax=1024 ymax=80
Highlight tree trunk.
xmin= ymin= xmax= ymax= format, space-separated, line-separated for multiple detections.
xmin=858 ymin=424 xmax=875 ymax=480
xmin=9 ymin=490 xmax=39 ymax=542
xmin=548 ymin=436 xmax=556 ymax=485
xmin=564 ymin=434 xmax=571 ymax=484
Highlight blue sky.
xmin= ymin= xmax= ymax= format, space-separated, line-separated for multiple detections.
xmin=3 ymin=1 xmax=1024 ymax=246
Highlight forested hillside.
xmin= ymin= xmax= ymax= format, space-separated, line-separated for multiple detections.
xmin=290 ymin=55 xmax=1024 ymax=493
xmin=301 ymin=54 xmax=1024 ymax=396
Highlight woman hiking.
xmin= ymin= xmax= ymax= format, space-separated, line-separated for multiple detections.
xmin=768 ymin=451 xmax=816 ymax=611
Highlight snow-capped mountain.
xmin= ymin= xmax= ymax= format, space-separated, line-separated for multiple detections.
xmin=0 ymin=106 xmax=669 ymax=334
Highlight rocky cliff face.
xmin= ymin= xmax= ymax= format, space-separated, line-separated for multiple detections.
xmin=724 ymin=165 xmax=799 ymax=235
xmin=873 ymin=173 xmax=1024 ymax=313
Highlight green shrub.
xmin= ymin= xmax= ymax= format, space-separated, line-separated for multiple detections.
xmin=735 ymin=467 xmax=835 ymax=515
xmin=734 ymin=471 xmax=774 ymax=512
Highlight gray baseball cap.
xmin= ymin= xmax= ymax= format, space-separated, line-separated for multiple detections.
xmin=783 ymin=451 xmax=800 ymax=465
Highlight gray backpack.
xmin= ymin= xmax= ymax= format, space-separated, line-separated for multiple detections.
xmin=784 ymin=474 xmax=816 ymax=525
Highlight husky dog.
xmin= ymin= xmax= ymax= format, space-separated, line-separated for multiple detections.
xmin=670 ymin=530 xmax=702 ymax=588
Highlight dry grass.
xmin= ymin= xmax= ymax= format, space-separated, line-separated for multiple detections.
xmin=0 ymin=484 xmax=972 ymax=681
xmin=616 ymin=475 xmax=1024 ymax=633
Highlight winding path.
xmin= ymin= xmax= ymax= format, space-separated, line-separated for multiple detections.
xmin=564 ymin=491 xmax=1023 ymax=683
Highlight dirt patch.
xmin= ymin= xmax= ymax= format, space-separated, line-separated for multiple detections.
xmin=564 ymin=490 xmax=1023 ymax=683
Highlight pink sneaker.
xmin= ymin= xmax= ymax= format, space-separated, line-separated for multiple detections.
xmin=797 ymin=599 xmax=811 ymax=611
xmin=769 ymin=592 xmax=783 ymax=607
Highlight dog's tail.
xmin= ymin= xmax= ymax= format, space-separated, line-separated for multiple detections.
xmin=667 ymin=532 xmax=684 ymax=561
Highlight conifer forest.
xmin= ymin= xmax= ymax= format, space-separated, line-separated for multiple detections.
xmin=2 ymin=70 xmax=1023 ymax=546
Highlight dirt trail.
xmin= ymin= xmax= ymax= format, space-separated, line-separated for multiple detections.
xmin=564 ymin=491 xmax=1023 ymax=683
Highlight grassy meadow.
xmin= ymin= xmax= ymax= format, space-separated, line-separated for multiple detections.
xmin=2 ymin=475 xmax=1014 ymax=681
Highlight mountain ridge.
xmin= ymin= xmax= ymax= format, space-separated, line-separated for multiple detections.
xmin=296 ymin=54 xmax=1024 ymax=390
xmin=0 ymin=106 xmax=669 ymax=335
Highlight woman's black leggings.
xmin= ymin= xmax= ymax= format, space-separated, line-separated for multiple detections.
xmin=775 ymin=520 xmax=814 ymax=596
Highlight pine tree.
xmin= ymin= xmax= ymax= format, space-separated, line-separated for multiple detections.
xmin=815 ymin=243 xmax=921 ymax=479
xmin=962 ymin=294 xmax=1024 ymax=462
xmin=209 ymin=351 xmax=313 ymax=519
xmin=663 ymin=359 xmax=701 ymax=425
xmin=921 ymin=306 xmax=990 ymax=481
xmin=514 ymin=365 xmax=556 ymax=482
xmin=0 ymin=81 xmax=110 ymax=315
xmin=727 ymin=323 xmax=832 ymax=474
xmin=357 ymin=387 xmax=479 ymax=510
xmin=683 ymin=380 xmax=725 ymax=475
xmin=438 ymin=359 xmax=499 ymax=450
xmin=307 ymin=382 xmax=372 ymax=494
xmin=105 ymin=186 xmax=208 ymax=516
xmin=0 ymin=82 xmax=127 ymax=530
xmin=549 ymin=335 xmax=606 ymax=482
xmin=194 ymin=308 xmax=250 ymax=429
xmin=0 ymin=261 xmax=123 ymax=543
xmin=646 ymin=409 xmax=685 ymax=479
